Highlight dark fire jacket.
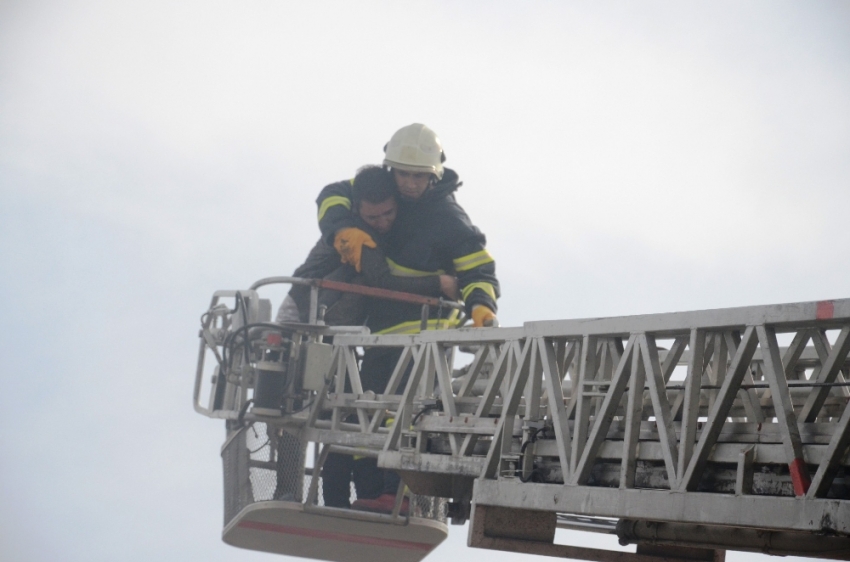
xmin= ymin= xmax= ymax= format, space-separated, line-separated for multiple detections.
xmin=315 ymin=168 xmax=499 ymax=334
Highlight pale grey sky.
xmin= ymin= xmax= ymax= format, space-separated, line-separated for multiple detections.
xmin=1 ymin=1 xmax=848 ymax=561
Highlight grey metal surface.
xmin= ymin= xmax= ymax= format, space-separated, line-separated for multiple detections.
xmin=198 ymin=290 xmax=850 ymax=559
xmin=473 ymin=479 xmax=850 ymax=534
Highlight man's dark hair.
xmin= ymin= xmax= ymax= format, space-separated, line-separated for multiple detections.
xmin=352 ymin=165 xmax=396 ymax=210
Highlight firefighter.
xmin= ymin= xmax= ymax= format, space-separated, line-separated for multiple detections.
xmin=314 ymin=124 xmax=500 ymax=513
xmin=316 ymin=123 xmax=499 ymax=332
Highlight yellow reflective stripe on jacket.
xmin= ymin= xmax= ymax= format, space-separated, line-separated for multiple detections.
xmin=375 ymin=310 xmax=461 ymax=335
xmin=461 ymin=281 xmax=496 ymax=301
xmin=386 ymin=258 xmax=445 ymax=277
xmin=453 ymin=249 xmax=494 ymax=272
xmin=317 ymin=196 xmax=351 ymax=221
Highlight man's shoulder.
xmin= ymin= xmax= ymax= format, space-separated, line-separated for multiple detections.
xmin=316 ymin=178 xmax=355 ymax=207
xmin=424 ymin=192 xmax=474 ymax=227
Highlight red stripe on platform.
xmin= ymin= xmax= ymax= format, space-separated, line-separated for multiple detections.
xmin=237 ymin=519 xmax=433 ymax=551
xmin=816 ymin=300 xmax=835 ymax=320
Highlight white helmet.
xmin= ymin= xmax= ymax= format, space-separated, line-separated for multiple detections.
xmin=383 ymin=123 xmax=445 ymax=180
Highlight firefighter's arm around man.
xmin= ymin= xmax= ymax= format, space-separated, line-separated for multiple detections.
xmin=317 ymin=179 xmax=375 ymax=272
xmin=359 ymin=246 xmax=444 ymax=297
xmin=316 ymin=179 xmax=355 ymax=241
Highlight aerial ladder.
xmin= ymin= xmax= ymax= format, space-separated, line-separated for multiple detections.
xmin=194 ymin=277 xmax=850 ymax=562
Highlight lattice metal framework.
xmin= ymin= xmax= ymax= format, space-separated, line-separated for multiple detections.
xmin=196 ymin=292 xmax=850 ymax=560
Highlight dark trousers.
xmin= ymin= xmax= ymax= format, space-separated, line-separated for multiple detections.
xmin=320 ymin=347 xmax=409 ymax=504
xmin=321 ymin=454 xmax=382 ymax=507
xmin=358 ymin=347 xmax=408 ymax=496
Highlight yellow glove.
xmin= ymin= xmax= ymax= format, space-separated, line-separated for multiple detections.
xmin=333 ymin=227 xmax=376 ymax=273
xmin=472 ymin=305 xmax=498 ymax=328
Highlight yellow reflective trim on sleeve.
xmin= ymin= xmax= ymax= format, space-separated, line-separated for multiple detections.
xmin=385 ymin=258 xmax=445 ymax=277
xmin=461 ymin=282 xmax=496 ymax=302
xmin=452 ymin=249 xmax=494 ymax=272
xmin=375 ymin=310 xmax=461 ymax=335
xmin=317 ymin=196 xmax=351 ymax=221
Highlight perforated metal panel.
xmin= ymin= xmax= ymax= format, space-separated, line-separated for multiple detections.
xmin=222 ymin=427 xmax=250 ymax=526
xmin=410 ymin=494 xmax=448 ymax=521
xmin=223 ymin=422 xmax=307 ymax=525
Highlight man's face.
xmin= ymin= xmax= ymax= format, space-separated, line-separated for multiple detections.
xmin=393 ymin=169 xmax=433 ymax=200
xmin=358 ymin=198 xmax=398 ymax=234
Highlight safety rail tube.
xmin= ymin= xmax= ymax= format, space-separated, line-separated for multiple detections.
xmin=195 ymin=278 xmax=465 ymax=419
xmin=251 ymin=275 xmax=464 ymax=327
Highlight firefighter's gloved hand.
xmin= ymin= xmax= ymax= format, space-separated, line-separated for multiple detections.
xmin=472 ymin=305 xmax=498 ymax=328
xmin=333 ymin=228 xmax=376 ymax=273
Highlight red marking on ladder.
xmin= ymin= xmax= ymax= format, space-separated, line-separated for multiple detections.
xmin=789 ymin=457 xmax=811 ymax=496
xmin=238 ymin=519 xmax=434 ymax=551
xmin=267 ymin=333 xmax=283 ymax=345
xmin=816 ymin=301 xmax=835 ymax=320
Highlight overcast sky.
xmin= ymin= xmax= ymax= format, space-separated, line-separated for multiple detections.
xmin=1 ymin=1 xmax=848 ymax=562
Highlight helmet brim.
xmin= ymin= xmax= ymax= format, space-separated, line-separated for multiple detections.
xmin=383 ymin=159 xmax=444 ymax=180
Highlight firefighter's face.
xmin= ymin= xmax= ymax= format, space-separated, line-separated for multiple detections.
xmin=358 ymin=198 xmax=398 ymax=234
xmin=393 ymin=169 xmax=433 ymax=200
